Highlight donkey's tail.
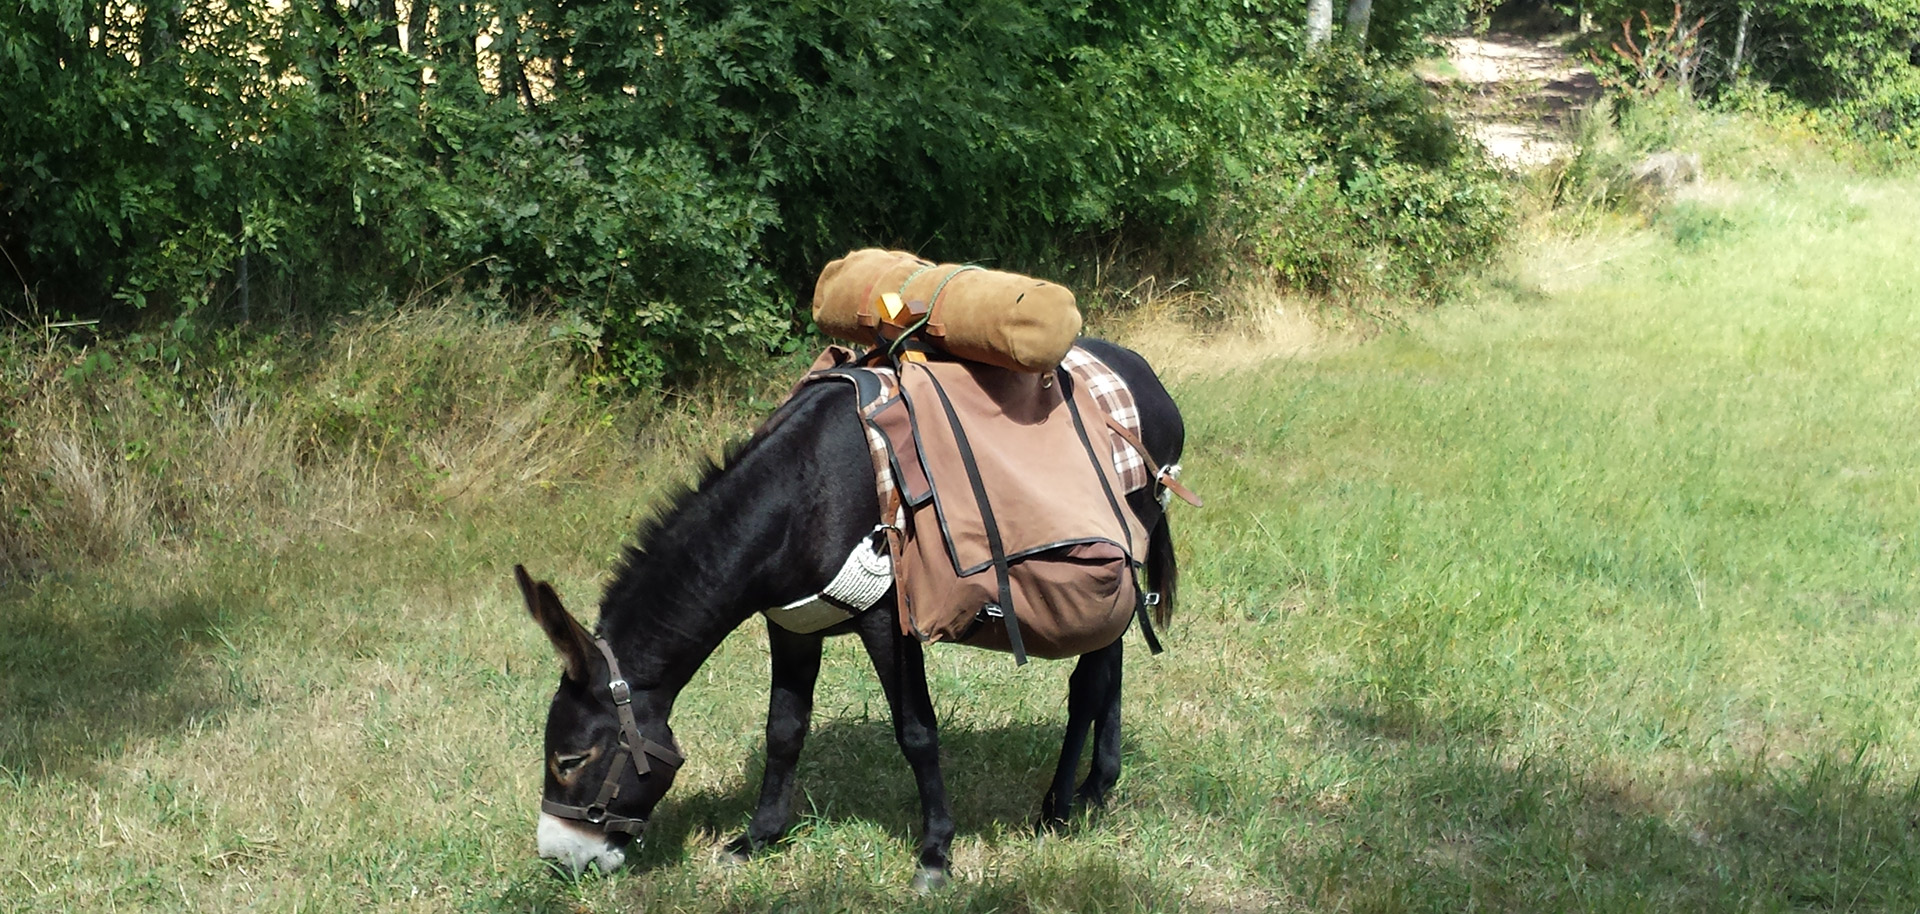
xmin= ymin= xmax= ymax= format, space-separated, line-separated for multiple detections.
xmin=1146 ymin=510 xmax=1177 ymax=628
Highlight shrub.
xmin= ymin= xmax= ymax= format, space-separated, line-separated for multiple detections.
xmin=1 ymin=0 xmax=1514 ymax=381
xmin=1224 ymin=53 xmax=1511 ymax=301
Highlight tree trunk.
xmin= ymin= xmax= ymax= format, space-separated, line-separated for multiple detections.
xmin=377 ymin=0 xmax=401 ymax=51
xmin=497 ymin=0 xmax=533 ymax=108
xmin=405 ymin=0 xmax=430 ymax=92
xmin=1729 ymin=5 xmax=1751 ymax=81
xmin=1306 ymin=0 xmax=1333 ymax=50
xmin=1343 ymin=0 xmax=1372 ymax=45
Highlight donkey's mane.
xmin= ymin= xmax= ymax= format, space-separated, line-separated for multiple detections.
xmin=597 ymin=388 xmax=820 ymax=627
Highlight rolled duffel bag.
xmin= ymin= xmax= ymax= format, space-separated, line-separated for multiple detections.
xmin=812 ymin=248 xmax=1082 ymax=373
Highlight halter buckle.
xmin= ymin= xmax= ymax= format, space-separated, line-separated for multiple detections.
xmin=584 ymin=805 xmax=607 ymax=824
xmin=608 ymin=678 xmax=631 ymax=704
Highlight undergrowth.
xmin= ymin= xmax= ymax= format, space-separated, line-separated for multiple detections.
xmin=0 ymin=308 xmax=806 ymax=579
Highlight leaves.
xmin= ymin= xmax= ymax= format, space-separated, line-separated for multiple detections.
xmin=0 ymin=0 xmax=1522 ymax=381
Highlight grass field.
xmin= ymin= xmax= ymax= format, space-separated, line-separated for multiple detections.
xmin=5 ymin=138 xmax=1919 ymax=911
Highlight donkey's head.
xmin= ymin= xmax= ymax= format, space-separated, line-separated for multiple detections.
xmin=515 ymin=566 xmax=682 ymax=875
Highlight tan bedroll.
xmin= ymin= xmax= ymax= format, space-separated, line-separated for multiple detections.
xmin=811 ymin=248 xmax=1082 ymax=373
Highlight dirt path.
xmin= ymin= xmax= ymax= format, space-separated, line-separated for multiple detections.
xmin=1426 ymin=32 xmax=1601 ymax=168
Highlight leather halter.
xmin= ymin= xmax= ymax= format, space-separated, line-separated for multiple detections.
xmin=539 ymin=637 xmax=685 ymax=837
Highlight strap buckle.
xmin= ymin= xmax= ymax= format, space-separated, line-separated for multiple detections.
xmin=608 ymin=678 xmax=631 ymax=705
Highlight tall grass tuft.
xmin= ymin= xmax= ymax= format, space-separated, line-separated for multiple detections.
xmin=0 ymin=308 xmax=764 ymax=578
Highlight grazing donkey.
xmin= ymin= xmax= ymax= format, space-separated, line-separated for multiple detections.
xmin=515 ymin=337 xmax=1183 ymax=889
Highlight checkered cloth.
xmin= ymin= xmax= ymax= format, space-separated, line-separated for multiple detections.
xmin=854 ymin=369 xmax=905 ymax=515
xmin=855 ymin=348 xmax=1150 ymax=500
xmin=1060 ymin=347 xmax=1151 ymax=493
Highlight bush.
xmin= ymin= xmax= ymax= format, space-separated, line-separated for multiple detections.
xmin=1 ymin=0 xmax=1513 ymax=383
xmin=1841 ymin=72 xmax=1920 ymax=148
xmin=1224 ymin=53 xmax=1511 ymax=300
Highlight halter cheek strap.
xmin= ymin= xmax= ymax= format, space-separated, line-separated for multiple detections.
xmin=539 ymin=637 xmax=685 ymax=837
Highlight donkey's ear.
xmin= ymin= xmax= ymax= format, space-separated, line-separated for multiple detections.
xmin=514 ymin=564 xmax=594 ymax=682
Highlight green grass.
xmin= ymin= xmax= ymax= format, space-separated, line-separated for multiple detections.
xmin=5 ymin=155 xmax=1920 ymax=910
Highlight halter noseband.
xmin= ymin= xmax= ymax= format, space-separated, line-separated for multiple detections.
xmin=539 ymin=637 xmax=685 ymax=837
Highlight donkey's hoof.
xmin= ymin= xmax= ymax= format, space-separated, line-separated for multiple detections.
xmin=911 ymin=866 xmax=951 ymax=893
xmin=719 ymin=835 xmax=758 ymax=866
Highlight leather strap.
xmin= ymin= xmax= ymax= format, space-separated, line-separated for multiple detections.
xmin=540 ymin=638 xmax=684 ymax=837
xmin=591 ymin=638 xmax=684 ymax=774
xmin=1101 ymin=414 xmax=1202 ymax=507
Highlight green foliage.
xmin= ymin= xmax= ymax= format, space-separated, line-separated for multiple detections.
xmin=1836 ymin=71 xmax=1920 ymax=147
xmin=1225 ymin=53 xmax=1510 ymax=300
xmin=1 ymin=0 xmax=1514 ymax=384
xmin=1569 ymin=0 xmax=1920 ymax=136
xmin=446 ymin=132 xmax=786 ymax=388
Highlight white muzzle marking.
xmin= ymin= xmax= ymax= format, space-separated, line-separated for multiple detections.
xmin=537 ymin=812 xmax=627 ymax=875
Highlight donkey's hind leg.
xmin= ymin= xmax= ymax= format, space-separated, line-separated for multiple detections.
xmin=728 ymin=620 xmax=825 ymax=861
xmin=1040 ymin=636 xmax=1124 ymax=829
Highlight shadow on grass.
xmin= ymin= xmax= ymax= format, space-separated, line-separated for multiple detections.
xmin=479 ymin=716 xmax=1182 ymax=912
xmin=483 ymin=853 xmax=1189 ymax=914
xmin=632 ymin=716 xmax=1090 ymax=871
xmin=1263 ymin=699 xmax=1920 ymax=912
xmin=0 ymin=580 xmax=257 ymax=782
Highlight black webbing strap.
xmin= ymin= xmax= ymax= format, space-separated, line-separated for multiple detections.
xmin=1135 ymin=592 xmax=1164 ymax=655
xmin=1057 ymin=368 xmax=1135 ymax=554
xmin=917 ymin=364 xmax=1029 ymax=665
xmin=1057 ymin=369 xmax=1162 ymax=654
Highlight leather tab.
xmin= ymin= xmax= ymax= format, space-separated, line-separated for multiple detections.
xmin=1163 ymin=477 xmax=1203 ymax=508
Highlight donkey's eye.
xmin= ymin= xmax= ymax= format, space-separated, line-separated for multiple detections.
xmin=550 ymin=751 xmax=594 ymax=783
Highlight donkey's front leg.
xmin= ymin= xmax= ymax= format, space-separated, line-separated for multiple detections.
xmin=857 ymin=613 xmax=955 ymax=891
xmin=728 ymin=621 xmax=825 ymax=862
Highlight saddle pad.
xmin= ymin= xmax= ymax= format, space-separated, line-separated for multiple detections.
xmin=1059 ymin=347 xmax=1149 ymax=494
xmin=812 ymin=345 xmax=1150 ymax=500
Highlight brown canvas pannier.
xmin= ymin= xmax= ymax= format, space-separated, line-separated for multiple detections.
xmin=812 ymin=248 xmax=1082 ymax=373
xmin=798 ymin=349 xmax=1148 ymax=662
xmin=888 ymin=359 xmax=1144 ymax=658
